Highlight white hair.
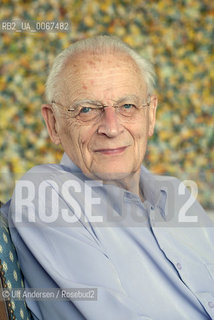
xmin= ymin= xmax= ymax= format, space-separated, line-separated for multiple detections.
xmin=45 ymin=35 xmax=156 ymax=103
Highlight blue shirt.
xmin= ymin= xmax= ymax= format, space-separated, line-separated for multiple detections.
xmin=2 ymin=153 xmax=214 ymax=320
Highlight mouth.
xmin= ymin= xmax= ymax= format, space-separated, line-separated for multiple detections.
xmin=94 ymin=146 xmax=127 ymax=155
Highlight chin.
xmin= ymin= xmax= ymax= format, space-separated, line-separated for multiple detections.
xmin=92 ymin=169 xmax=132 ymax=182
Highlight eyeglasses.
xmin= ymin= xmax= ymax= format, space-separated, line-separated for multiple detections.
xmin=52 ymin=95 xmax=152 ymax=122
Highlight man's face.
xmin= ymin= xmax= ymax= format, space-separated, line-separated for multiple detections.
xmin=47 ymin=52 xmax=157 ymax=181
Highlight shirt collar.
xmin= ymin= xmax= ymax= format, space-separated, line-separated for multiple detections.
xmin=140 ymin=166 xmax=166 ymax=205
xmin=60 ymin=153 xmax=167 ymax=213
xmin=140 ymin=165 xmax=168 ymax=220
xmin=60 ymin=153 xmax=82 ymax=173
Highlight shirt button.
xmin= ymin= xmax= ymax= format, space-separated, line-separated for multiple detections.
xmin=176 ymin=263 xmax=182 ymax=270
xmin=208 ymin=301 xmax=214 ymax=308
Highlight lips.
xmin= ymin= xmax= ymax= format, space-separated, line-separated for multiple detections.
xmin=94 ymin=146 xmax=127 ymax=155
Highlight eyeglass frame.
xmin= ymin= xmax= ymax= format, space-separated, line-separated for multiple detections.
xmin=51 ymin=95 xmax=153 ymax=120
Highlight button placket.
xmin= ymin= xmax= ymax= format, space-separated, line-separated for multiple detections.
xmin=208 ymin=301 xmax=214 ymax=308
xmin=196 ymin=292 xmax=214 ymax=318
xmin=176 ymin=262 xmax=182 ymax=270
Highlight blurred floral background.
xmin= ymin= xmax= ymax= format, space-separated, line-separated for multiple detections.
xmin=0 ymin=0 xmax=213 ymax=209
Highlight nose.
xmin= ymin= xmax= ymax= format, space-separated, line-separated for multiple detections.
xmin=96 ymin=106 xmax=123 ymax=137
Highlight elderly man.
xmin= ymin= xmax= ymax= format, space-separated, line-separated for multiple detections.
xmin=3 ymin=36 xmax=214 ymax=320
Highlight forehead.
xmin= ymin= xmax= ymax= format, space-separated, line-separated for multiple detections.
xmin=58 ymin=52 xmax=146 ymax=102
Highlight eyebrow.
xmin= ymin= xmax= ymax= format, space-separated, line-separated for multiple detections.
xmin=116 ymin=95 xmax=140 ymax=104
xmin=72 ymin=95 xmax=140 ymax=107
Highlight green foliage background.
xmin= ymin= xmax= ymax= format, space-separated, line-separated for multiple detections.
xmin=0 ymin=0 xmax=214 ymax=208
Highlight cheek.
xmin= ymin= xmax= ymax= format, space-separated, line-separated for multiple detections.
xmin=129 ymin=122 xmax=149 ymax=142
xmin=57 ymin=117 xmax=79 ymax=147
xmin=63 ymin=121 xmax=96 ymax=151
xmin=137 ymin=116 xmax=150 ymax=140
xmin=128 ymin=111 xmax=150 ymax=138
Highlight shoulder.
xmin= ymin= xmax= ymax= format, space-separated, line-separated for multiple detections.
xmin=10 ymin=162 xmax=83 ymax=208
xmin=16 ymin=162 xmax=81 ymax=186
xmin=21 ymin=163 xmax=67 ymax=179
xmin=142 ymin=166 xmax=196 ymax=205
xmin=141 ymin=166 xmax=213 ymax=227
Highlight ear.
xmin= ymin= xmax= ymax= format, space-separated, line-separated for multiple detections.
xmin=41 ymin=104 xmax=61 ymax=145
xmin=148 ymin=95 xmax=158 ymax=137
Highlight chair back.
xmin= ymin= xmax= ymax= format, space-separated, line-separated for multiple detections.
xmin=0 ymin=203 xmax=33 ymax=320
